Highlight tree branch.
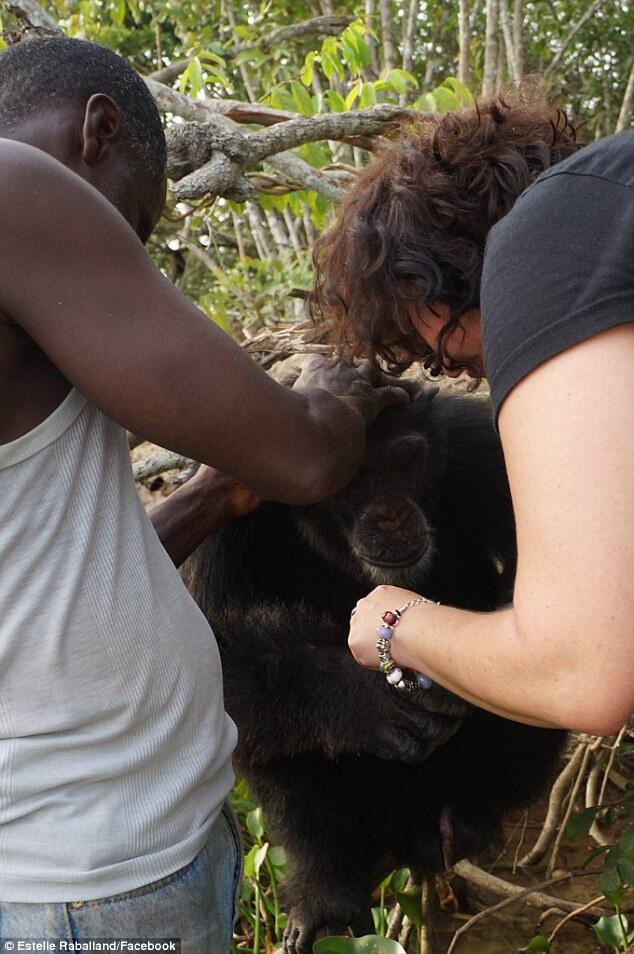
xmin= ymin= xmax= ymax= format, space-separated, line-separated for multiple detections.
xmin=230 ymin=14 xmax=354 ymax=54
xmin=616 ymin=57 xmax=634 ymax=132
xmin=543 ymin=0 xmax=606 ymax=78
xmin=2 ymin=0 xmax=61 ymax=36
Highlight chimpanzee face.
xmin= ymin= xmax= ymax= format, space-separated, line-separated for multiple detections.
xmin=295 ymin=393 xmax=441 ymax=588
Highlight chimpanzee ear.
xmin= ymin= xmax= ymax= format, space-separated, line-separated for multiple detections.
xmin=413 ymin=383 xmax=440 ymax=405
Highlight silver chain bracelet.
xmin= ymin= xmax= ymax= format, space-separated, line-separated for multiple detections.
xmin=376 ymin=597 xmax=438 ymax=699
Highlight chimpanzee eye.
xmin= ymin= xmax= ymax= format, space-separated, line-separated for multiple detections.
xmin=390 ymin=434 xmax=426 ymax=471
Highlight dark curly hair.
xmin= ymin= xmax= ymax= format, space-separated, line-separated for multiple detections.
xmin=311 ymin=91 xmax=582 ymax=377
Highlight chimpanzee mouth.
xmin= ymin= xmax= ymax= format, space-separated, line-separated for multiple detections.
xmin=360 ymin=550 xmax=428 ymax=569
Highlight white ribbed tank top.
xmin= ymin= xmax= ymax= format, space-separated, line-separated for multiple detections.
xmin=0 ymin=389 xmax=237 ymax=901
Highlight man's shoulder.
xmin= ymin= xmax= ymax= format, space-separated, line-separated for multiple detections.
xmin=534 ymin=131 xmax=634 ymax=192
xmin=0 ymin=139 xmax=95 ymax=209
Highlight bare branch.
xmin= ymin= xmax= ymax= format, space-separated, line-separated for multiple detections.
xmin=616 ymin=57 xmax=634 ymax=132
xmin=519 ymin=741 xmax=586 ymax=867
xmin=401 ymin=0 xmax=420 ymax=75
xmin=232 ymin=14 xmax=354 ymax=54
xmin=447 ymin=860 xmax=609 ymax=953
xmin=499 ymin=0 xmax=520 ymax=83
xmin=544 ymin=0 xmax=606 ymax=79
xmin=482 ymin=0 xmax=499 ymax=97
xmin=133 ymin=451 xmax=194 ymax=482
xmin=147 ymin=59 xmax=188 ymax=84
xmin=379 ymin=0 xmax=397 ymax=70
xmin=266 ymin=152 xmax=346 ymax=202
xmin=458 ymin=0 xmax=471 ymax=85
xmin=513 ymin=0 xmax=524 ymax=78
xmin=245 ymin=106 xmax=412 ymax=160
xmin=2 ymin=0 xmax=61 ymax=36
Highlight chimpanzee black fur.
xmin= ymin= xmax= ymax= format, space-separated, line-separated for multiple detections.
xmin=186 ymin=386 xmax=565 ymax=954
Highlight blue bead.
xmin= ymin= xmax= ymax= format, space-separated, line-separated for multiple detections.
xmin=377 ymin=625 xmax=393 ymax=639
xmin=416 ymin=673 xmax=433 ymax=690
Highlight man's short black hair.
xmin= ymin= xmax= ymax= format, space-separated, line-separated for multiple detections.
xmin=0 ymin=36 xmax=166 ymax=185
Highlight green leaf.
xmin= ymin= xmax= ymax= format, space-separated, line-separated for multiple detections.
xmin=323 ymin=89 xmax=345 ymax=112
xmin=395 ymin=886 xmax=422 ymax=928
xmin=322 ymin=50 xmax=345 ymax=83
xmin=243 ymin=843 xmax=258 ymax=878
xmin=339 ymin=35 xmax=361 ymax=75
xmin=593 ymin=914 xmax=632 ymax=950
xmin=254 ymin=841 xmax=269 ymax=876
xmin=358 ymin=82 xmax=377 ymax=108
xmin=268 ymin=845 xmax=287 ymax=868
xmin=430 ymin=85 xmax=460 ymax=112
xmin=518 ymin=936 xmax=551 ymax=952
xmin=233 ymin=49 xmax=266 ymax=66
xmin=441 ymin=77 xmax=474 ymax=105
xmin=246 ymin=806 xmax=265 ymax=840
xmin=313 ymin=938 xmax=407 ymax=954
xmin=111 ymin=0 xmax=126 ymax=27
xmin=300 ymin=51 xmax=316 ymax=87
xmin=566 ymin=805 xmax=602 ymax=841
xmin=270 ymin=86 xmax=297 ymax=112
xmin=298 ymin=143 xmax=329 ymax=168
xmin=290 ymin=80 xmax=315 ymax=115
xmin=601 ymin=864 xmax=625 ymax=906
xmin=344 ymin=81 xmax=361 ymax=111
xmin=617 ymin=857 xmax=634 ymax=886
xmin=387 ymin=68 xmax=418 ymax=94
xmin=617 ymin=823 xmax=634 ymax=859
xmin=414 ymin=92 xmax=437 ymax=111
xmin=391 ymin=869 xmax=410 ymax=893
xmin=187 ymin=57 xmax=204 ymax=97
xmin=199 ymin=50 xmax=226 ymax=68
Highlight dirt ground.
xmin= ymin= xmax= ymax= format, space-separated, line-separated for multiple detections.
xmin=430 ymin=797 xmax=611 ymax=953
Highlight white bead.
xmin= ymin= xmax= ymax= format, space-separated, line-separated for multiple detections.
xmin=386 ymin=668 xmax=403 ymax=685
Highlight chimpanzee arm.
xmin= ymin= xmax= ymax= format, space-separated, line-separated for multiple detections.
xmin=214 ymin=604 xmax=466 ymax=768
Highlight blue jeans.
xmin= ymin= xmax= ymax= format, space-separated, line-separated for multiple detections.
xmin=0 ymin=804 xmax=243 ymax=954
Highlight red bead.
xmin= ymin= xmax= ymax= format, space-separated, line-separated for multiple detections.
xmin=383 ymin=611 xmax=398 ymax=625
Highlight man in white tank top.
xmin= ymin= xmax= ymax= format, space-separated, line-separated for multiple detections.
xmin=0 ymin=36 xmax=408 ymax=950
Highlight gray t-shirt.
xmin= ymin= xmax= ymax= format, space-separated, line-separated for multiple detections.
xmin=482 ymin=131 xmax=634 ymax=420
xmin=0 ymin=389 xmax=237 ymax=901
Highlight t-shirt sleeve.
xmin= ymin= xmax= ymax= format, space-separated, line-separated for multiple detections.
xmin=481 ymin=170 xmax=634 ymax=422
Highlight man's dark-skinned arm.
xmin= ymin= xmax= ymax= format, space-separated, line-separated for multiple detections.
xmin=0 ymin=141 xmax=405 ymax=504
xmin=149 ymin=466 xmax=261 ymax=567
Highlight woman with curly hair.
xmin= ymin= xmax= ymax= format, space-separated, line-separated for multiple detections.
xmin=312 ymin=95 xmax=634 ymax=735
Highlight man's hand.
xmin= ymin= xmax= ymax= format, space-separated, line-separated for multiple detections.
xmin=150 ymin=466 xmax=260 ymax=567
xmin=294 ymin=357 xmax=410 ymax=429
xmin=188 ymin=465 xmax=261 ymax=520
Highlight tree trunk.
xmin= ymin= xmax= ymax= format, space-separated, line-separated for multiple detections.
xmin=499 ymin=0 xmax=519 ymax=83
xmin=364 ymin=0 xmax=381 ymax=78
xmin=458 ymin=0 xmax=471 ymax=85
xmin=402 ymin=0 xmax=419 ymax=75
xmin=282 ymin=207 xmax=304 ymax=258
xmin=246 ymin=202 xmax=272 ymax=259
xmin=232 ymin=211 xmax=246 ymax=261
xmin=513 ymin=0 xmax=524 ymax=80
xmin=482 ymin=0 xmax=498 ymax=97
xmin=379 ymin=0 xmax=397 ymax=70
xmin=616 ymin=57 xmax=634 ymax=132
xmin=264 ymin=209 xmax=290 ymax=254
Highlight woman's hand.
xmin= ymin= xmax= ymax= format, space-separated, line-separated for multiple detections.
xmin=348 ymin=584 xmax=426 ymax=670
xmin=293 ymin=356 xmax=410 ymax=430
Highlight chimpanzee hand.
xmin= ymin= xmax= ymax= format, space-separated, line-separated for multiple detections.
xmin=293 ymin=356 xmax=410 ymax=429
xmin=353 ymin=669 xmax=467 ymax=763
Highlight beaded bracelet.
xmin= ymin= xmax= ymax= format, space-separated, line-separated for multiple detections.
xmin=376 ymin=598 xmax=438 ymax=699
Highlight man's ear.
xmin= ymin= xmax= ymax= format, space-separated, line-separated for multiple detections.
xmin=81 ymin=94 xmax=120 ymax=165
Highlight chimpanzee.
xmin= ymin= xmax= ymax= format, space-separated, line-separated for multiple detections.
xmin=186 ymin=384 xmax=565 ymax=954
